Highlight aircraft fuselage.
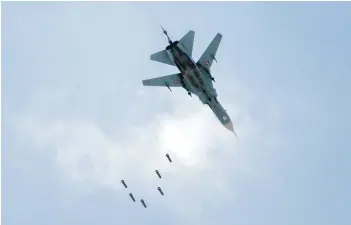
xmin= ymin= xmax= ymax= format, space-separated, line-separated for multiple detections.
xmin=165 ymin=42 xmax=218 ymax=105
xmin=163 ymin=41 xmax=233 ymax=131
xmin=143 ymin=29 xmax=237 ymax=135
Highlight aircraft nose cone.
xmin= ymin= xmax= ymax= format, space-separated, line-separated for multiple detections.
xmin=224 ymin=121 xmax=239 ymax=138
xmin=224 ymin=121 xmax=234 ymax=132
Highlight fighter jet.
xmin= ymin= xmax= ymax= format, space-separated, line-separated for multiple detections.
xmin=142 ymin=27 xmax=237 ymax=136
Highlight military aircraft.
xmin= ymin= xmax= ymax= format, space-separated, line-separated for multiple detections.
xmin=142 ymin=27 xmax=237 ymax=136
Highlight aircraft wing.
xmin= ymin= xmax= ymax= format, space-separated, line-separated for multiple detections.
xmin=197 ymin=33 xmax=222 ymax=69
xmin=142 ymin=73 xmax=182 ymax=87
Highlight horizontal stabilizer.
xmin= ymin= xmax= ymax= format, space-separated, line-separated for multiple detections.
xmin=197 ymin=33 xmax=222 ymax=69
xmin=179 ymin=30 xmax=195 ymax=56
xmin=142 ymin=73 xmax=182 ymax=87
xmin=150 ymin=49 xmax=175 ymax=66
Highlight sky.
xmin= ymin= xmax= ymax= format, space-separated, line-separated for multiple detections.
xmin=2 ymin=2 xmax=351 ymax=225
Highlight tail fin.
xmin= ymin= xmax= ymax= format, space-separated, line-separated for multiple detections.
xmin=197 ymin=33 xmax=222 ymax=69
xmin=179 ymin=30 xmax=195 ymax=56
xmin=150 ymin=49 xmax=176 ymax=66
xmin=150 ymin=30 xmax=195 ymax=66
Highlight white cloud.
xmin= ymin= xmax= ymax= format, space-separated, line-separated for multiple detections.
xmin=11 ymin=89 xmax=260 ymax=205
xmin=8 ymin=76 xmax=289 ymax=225
xmin=6 ymin=47 xmax=292 ymax=223
xmin=6 ymin=13 xmax=285 ymax=217
xmin=13 ymin=96 xmax=236 ymax=181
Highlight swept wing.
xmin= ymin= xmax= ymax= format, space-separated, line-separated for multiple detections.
xmin=197 ymin=33 xmax=222 ymax=69
xmin=142 ymin=73 xmax=182 ymax=87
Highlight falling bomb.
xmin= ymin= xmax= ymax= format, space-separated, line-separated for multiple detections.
xmin=129 ymin=193 xmax=135 ymax=202
xmin=157 ymin=187 xmax=164 ymax=196
xmin=121 ymin=180 xmax=127 ymax=188
xmin=166 ymin=154 xmax=172 ymax=162
xmin=155 ymin=170 xmax=162 ymax=178
xmin=140 ymin=199 xmax=147 ymax=208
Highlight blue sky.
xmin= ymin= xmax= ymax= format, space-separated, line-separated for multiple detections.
xmin=2 ymin=2 xmax=351 ymax=225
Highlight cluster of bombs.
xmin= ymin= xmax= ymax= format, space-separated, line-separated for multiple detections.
xmin=120 ymin=153 xmax=173 ymax=208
